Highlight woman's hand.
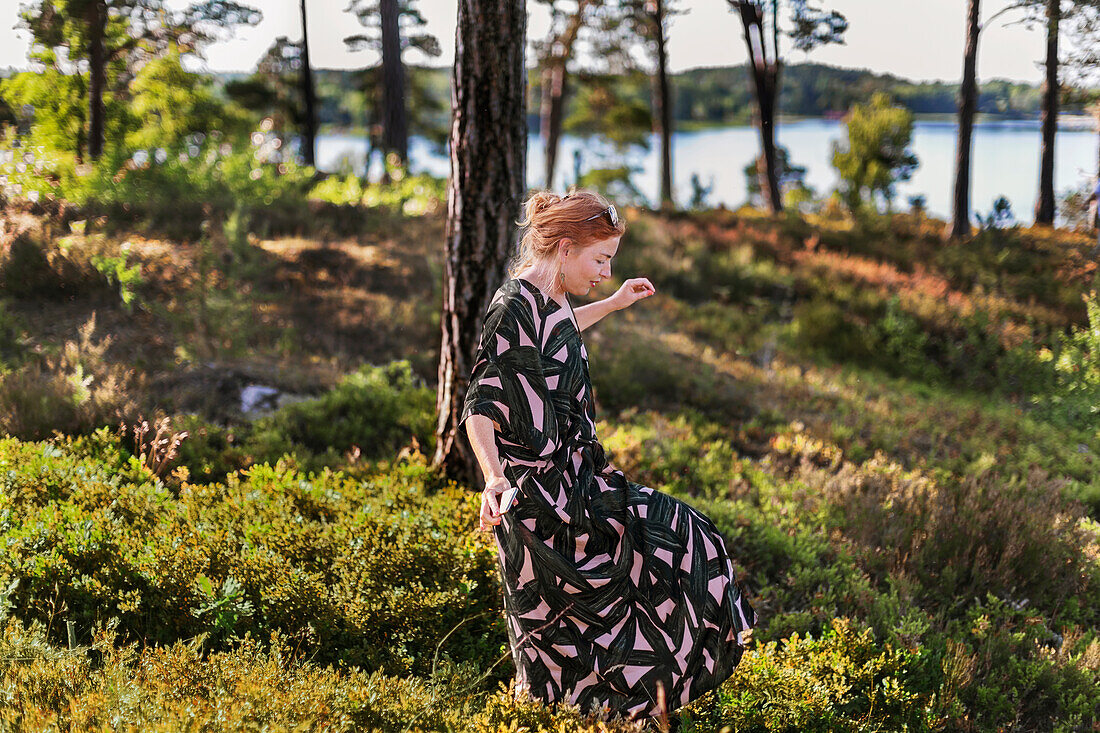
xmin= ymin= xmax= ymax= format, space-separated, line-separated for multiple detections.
xmin=480 ymin=476 xmax=514 ymax=532
xmin=610 ymin=277 xmax=656 ymax=311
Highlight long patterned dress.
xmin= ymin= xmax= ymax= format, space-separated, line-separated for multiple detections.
xmin=460 ymin=277 xmax=756 ymax=720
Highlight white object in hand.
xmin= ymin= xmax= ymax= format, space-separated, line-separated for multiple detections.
xmin=498 ymin=486 xmax=519 ymax=513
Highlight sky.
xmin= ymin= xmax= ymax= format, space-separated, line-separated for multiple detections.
xmin=0 ymin=0 xmax=1051 ymax=85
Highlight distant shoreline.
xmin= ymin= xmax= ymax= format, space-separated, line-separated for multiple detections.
xmin=321 ymin=113 xmax=1099 ymax=138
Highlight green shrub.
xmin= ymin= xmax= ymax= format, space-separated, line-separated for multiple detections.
xmin=1029 ymin=289 xmax=1100 ymax=430
xmin=592 ymin=331 xmax=752 ymax=422
xmin=943 ymin=594 xmax=1100 ymax=732
xmin=0 ymin=434 xmax=504 ymax=678
xmin=170 ymin=361 xmax=437 ymax=483
xmin=0 ymin=615 xmax=501 ymax=732
xmin=247 ymin=360 xmax=436 ymax=466
xmin=789 ymin=296 xmax=875 ymax=362
xmin=309 ymin=171 xmax=446 ymax=216
xmin=0 ymin=610 xmax=654 ymax=731
xmin=0 ymin=301 xmax=28 ymax=369
xmin=0 ymin=130 xmax=316 ymax=221
xmin=718 ymin=617 xmax=936 ymax=731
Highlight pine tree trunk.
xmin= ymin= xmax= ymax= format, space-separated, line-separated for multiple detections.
xmin=1035 ymin=0 xmax=1059 ymax=225
xmin=758 ymin=60 xmax=781 ymax=213
xmin=298 ymin=0 xmax=318 ymax=168
xmin=541 ymin=61 xmax=567 ymax=188
xmin=652 ymin=0 xmax=674 ymax=208
xmin=737 ymin=1 xmax=782 ymax=213
xmin=434 ymin=0 xmax=527 ymax=485
xmin=950 ymin=0 xmax=981 ymax=239
xmin=539 ymin=0 xmax=590 ymax=189
xmin=380 ymin=0 xmax=409 ymax=169
xmin=86 ymin=0 xmax=106 ymax=161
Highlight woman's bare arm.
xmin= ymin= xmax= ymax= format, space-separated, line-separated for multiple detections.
xmin=465 ymin=414 xmax=507 ymax=483
xmin=575 ymin=280 xmax=656 ymax=331
xmin=574 ymin=297 xmax=621 ymax=332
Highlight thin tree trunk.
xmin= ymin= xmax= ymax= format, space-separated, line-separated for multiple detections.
xmin=540 ymin=1 xmax=590 ymax=188
xmin=651 ymin=0 xmax=674 ymax=208
xmin=298 ymin=0 xmax=318 ymax=168
xmin=541 ymin=62 xmax=569 ymax=188
xmin=950 ymin=0 xmax=981 ymax=239
xmin=434 ymin=0 xmax=527 ymax=485
xmin=737 ymin=1 xmax=782 ymax=213
xmin=1035 ymin=0 xmax=1059 ymax=225
xmin=770 ymin=0 xmax=783 ymax=203
xmin=759 ymin=60 xmax=781 ymax=212
xmin=380 ymin=0 xmax=409 ymax=170
xmin=86 ymin=0 xmax=106 ymax=161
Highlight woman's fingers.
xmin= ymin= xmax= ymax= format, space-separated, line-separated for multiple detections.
xmin=479 ymin=490 xmax=504 ymax=531
xmin=485 ymin=490 xmax=501 ymax=516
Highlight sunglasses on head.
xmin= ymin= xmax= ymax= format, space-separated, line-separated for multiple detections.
xmin=581 ymin=204 xmax=619 ymax=228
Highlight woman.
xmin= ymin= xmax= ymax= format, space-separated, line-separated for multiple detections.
xmin=460 ymin=188 xmax=756 ymax=724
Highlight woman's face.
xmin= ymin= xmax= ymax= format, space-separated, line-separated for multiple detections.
xmin=563 ymin=235 xmax=620 ymax=295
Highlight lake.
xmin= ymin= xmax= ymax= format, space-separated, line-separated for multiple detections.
xmin=316 ymin=118 xmax=1099 ymax=225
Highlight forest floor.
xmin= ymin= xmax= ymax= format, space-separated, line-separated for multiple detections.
xmin=2 ymin=200 xmax=1100 ymax=730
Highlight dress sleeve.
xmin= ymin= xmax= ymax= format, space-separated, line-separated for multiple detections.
xmin=460 ymin=289 xmax=559 ymax=459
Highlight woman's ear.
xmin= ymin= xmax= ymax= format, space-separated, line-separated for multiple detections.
xmin=559 ymin=238 xmax=572 ymax=258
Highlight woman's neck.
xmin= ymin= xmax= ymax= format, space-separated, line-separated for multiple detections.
xmin=518 ymin=265 xmax=567 ymax=304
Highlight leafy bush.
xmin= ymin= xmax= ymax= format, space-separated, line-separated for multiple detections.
xmin=831 ymin=92 xmax=919 ymax=211
xmin=174 ymin=360 xmax=437 ymax=482
xmin=0 ymin=610 xmax=654 ymax=731
xmin=719 ymin=617 xmax=937 ymax=731
xmin=0 ymin=437 xmax=503 ymax=678
xmin=0 ymin=129 xmax=316 ymax=220
xmin=1031 ymin=289 xmax=1100 ymax=430
xmin=309 ymin=171 xmax=446 ymax=216
xmin=943 ymin=594 xmax=1100 ymax=732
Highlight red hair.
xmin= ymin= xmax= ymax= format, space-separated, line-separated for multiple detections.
xmin=508 ymin=187 xmax=626 ymax=277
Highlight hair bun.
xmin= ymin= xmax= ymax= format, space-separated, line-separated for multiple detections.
xmin=532 ymin=192 xmax=561 ymax=215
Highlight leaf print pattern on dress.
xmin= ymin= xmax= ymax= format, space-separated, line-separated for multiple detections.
xmin=462 ymin=277 xmax=756 ymax=721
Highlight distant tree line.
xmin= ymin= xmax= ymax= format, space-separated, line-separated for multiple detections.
xmin=188 ymin=61 xmax=1066 ymax=137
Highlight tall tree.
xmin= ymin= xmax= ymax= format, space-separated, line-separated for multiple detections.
xmin=617 ymin=0 xmax=683 ymax=208
xmin=1012 ymin=0 xmax=1100 ymax=224
xmin=727 ymin=0 xmax=846 ymax=214
xmin=648 ymin=0 xmax=674 ymax=208
xmin=533 ymin=0 xmax=596 ymax=188
xmin=13 ymin=0 xmax=261 ymax=161
xmin=949 ymin=0 xmax=981 ymax=238
xmin=345 ymin=0 xmax=440 ymax=177
xmin=1035 ymin=0 xmax=1060 ymax=224
xmin=946 ymin=0 xmax=1100 ymax=233
xmin=433 ymin=0 xmax=527 ymax=484
xmin=298 ymin=0 xmax=317 ymax=167
xmin=379 ymin=0 xmax=407 ymax=168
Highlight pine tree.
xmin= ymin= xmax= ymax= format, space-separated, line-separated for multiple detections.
xmin=435 ymin=0 xmax=526 ymax=484
xmin=726 ymin=0 xmax=846 ymax=214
